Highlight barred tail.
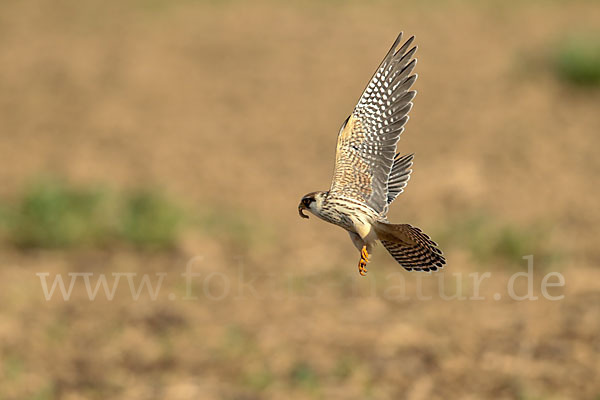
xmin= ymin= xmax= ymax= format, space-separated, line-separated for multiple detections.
xmin=374 ymin=222 xmax=445 ymax=272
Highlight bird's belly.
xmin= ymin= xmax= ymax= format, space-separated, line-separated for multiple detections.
xmin=319 ymin=210 xmax=355 ymax=232
xmin=318 ymin=202 xmax=376 ymax=235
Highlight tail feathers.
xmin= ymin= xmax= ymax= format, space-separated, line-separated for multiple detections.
xmin=375 ymin=222 xmax=445 ymax=272
xmin=387 ymin=153 xmax=414 ymax=205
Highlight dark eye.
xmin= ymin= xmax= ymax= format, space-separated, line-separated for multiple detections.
xmin=303 ymin=198 xmax=312 ymax=206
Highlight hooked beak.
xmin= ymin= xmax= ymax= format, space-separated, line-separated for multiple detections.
xmin=298 ymin=203 xmax=309 ymax=219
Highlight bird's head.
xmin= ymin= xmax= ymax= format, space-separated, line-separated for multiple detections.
xmin=298 ymin=191 xmax=326 ymax=219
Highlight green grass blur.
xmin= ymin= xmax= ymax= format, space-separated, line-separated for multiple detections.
xmin=553 ymin=34 xmax=600 ymax=87
xmin=0 ymin=179 xmax=184 ymax=250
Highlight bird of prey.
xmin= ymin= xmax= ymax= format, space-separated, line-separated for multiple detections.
xmin=298 ymin=33 xmax=445 ymax=276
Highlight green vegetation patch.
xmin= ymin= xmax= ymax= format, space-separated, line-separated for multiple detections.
xmin=0 ymin=178 xmax=274 ymax=251
xmin=436 ymin=213 xmax=562 ymax=269
xmin=290 ymin=361 xmax=320 ymax=391
xmin=553 ymin=35 xmax=600 ymax=87
xmin=7 ymin=180 xmax=110 ymax=248
xmin=119 ymin=189 xmax=183 ymax=249
xmin=0 ymin=178 xmax=184 ymax=250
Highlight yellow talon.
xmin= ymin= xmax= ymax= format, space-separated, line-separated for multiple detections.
xmin=361 ymin=246 xmax=369 ymax=261
xmin=358 ymin=246 xmax=369 ymax=276
xmin=358 ymin=260 xmax=368 ymax=276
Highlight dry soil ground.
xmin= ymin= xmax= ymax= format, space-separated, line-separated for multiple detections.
xmin=0 ymin=1 xmax=599 ymax=399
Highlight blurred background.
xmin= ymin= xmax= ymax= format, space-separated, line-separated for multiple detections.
xmin=1 ymin=0 xmax=599 ymax=399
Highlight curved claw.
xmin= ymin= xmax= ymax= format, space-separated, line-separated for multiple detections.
xmin=358 ymin=260 xmax=368 ymax=276
xmin=358 ymin=245 xmax=369 ymax=276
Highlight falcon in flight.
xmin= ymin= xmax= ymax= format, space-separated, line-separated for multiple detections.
xmin=298 ymin=33 xmax=445 ymax=276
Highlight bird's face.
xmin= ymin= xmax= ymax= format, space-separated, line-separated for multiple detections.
xmin=298 ymin=191 xmax=324 ymax=219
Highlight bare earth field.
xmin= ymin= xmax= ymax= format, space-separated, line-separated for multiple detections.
xmin=0 ymin=1 xmax=599 ymax=399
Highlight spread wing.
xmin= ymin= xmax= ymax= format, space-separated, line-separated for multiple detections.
xmin=329 ymin=33 xmax=418 ymax=215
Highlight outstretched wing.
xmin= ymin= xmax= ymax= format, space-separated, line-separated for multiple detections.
xmin=329 ymin=33 xmax=418 ymax=215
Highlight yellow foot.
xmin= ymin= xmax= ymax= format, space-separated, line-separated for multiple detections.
xmin=358 ymin=259 xmax=368 ymax=276
xmin=361 ymin=246 xmax=369 ymax=261
xmin=358 ymin=246 xmax=370 ymax=276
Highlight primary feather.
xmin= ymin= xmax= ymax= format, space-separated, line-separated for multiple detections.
xmin=329 ymin=33 xmax=418 ymax=215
